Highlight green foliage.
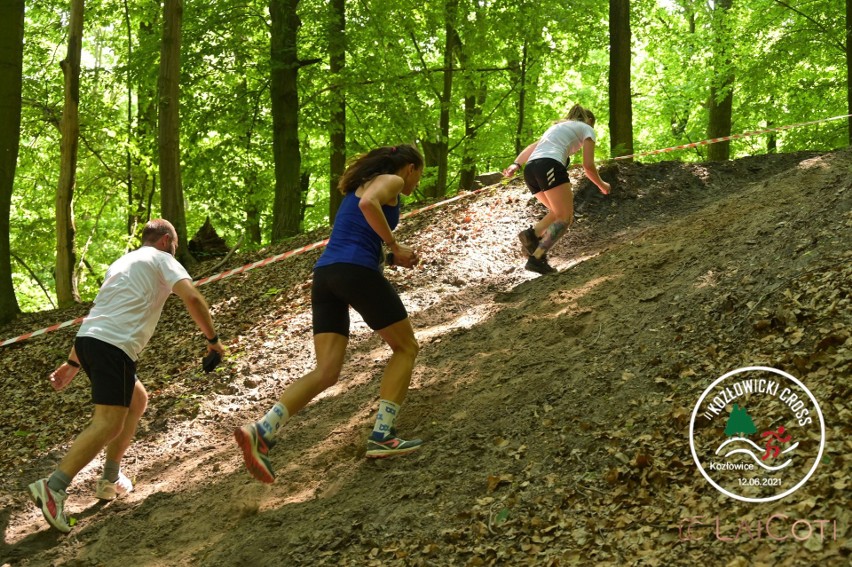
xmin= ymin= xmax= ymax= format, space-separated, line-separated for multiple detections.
xmin=8 ymin=0 xmax=847 ymax=311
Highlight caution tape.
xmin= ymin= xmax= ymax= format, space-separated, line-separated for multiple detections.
xmin=611 ymin=114 xmax=851 ymax=161
xmin=4 ymin=112 xmax=847 ymax=347
xmin=0 ymin=186 xmax=492 ymax=348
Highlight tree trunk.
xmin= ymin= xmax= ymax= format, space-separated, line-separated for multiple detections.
xmin=426 ymin=0 xmax=458 ymax=200
xmin=707 ymin=0 xmax=734 ymax=162
xmin=158 ymin=0 xmax=194 ymax=266
xmin=135 ymin=15 xmax=159 ymax=238
xmin=55 ymin=0 xmax=84 ymax=307
xmin=0 ymin=0 xmax=24 ymax=323
xmin=270 ymin=0 xmax=303 ymax=241
xmin=609 ymin=0 xmax=634 ymax=159
xmin=452 ymin=26 xmax=484 ymax=192
xmin=512 ymin=40 xmax=529 ymax=155
xmin=328 ymin=0 xmax=345 ymax=223
xmin=847 ymin=0 xmax=851 ymax=144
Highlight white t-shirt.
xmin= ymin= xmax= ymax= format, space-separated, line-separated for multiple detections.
xmin=78 ymin=246 xmax=191 ymax=360
xmin=528 ymin=120 xmax=597 ymax=165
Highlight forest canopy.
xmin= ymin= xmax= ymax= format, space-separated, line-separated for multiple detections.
xmin=3 ymin=0 xmax=847 ymax=313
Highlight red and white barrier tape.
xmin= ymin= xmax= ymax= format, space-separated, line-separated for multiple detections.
xmin=4 ymin=112 xmax=849 ymax=347
xmin=0 ymin=186 xmax=491 ymax=348
xmin=611 ymin=114 xmax=851 ymax=161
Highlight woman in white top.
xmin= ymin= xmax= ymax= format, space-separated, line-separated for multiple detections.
xmin=503 ymin=104 xmax=611 ymax=274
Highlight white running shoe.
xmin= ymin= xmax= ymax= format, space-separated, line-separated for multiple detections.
xmin=28 ymin=478 xmax=71 ymax=533
xmin=95 ymin=471 xmax=133 ymax=501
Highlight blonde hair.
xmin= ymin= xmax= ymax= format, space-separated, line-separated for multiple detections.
xmin=564 ymin=104 xmax=595 ymax=126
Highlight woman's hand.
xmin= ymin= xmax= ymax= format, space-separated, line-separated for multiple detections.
xmin=502 ymin=163 xmax=520 ymax=177
xmin=598 ymin=181 xmax=611 ymax=195
xmin=49 ymin=363 xmax=79 ymax=391
xmin=391 ymin=243 xmax=419 ymax=268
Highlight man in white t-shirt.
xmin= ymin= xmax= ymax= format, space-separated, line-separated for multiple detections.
xmin=28 ymin=219 xmax=226 ymax=533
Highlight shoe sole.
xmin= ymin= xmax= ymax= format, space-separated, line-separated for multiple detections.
xmin=524 ymin=263 xmax=557 ymax=275
xmin=365 ymin=444 xmax=423 ymax=459
xmin=234 ymin=428 xmax=275 ymax=484
xmin=28 ymin=482 xmax=71 ymax=533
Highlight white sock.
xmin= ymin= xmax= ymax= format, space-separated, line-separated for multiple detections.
xmin=258 ymin=402 xmax=289 ymax=439
xmin=371 ymin=399 xmax=400 ymax=440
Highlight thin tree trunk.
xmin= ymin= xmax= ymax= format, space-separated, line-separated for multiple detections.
xmin=847 ymin=0 xmax=851 ymax=144
xmin=123 ymin=0 xmax=134 ymax=235
xmin=0 ymin=0 xmax=25 ymax=322
xmin=707 ymin=0 xmax=735 ymax=162
xmin=609 ymin=0 xmax=634 ymax=159
xmin=136 ymin=15 xmax=159 ymax=233
xmin=513 ymin=40 xmax=529 ymax=155
xmin=450 ymin=26 xmax=484 ymax=192
xmin=328 ymin=0 xmax=345 ymax=223
xmin=55 ymin=0 xmax=85 ymax=307
xmin=427 ymin=0 xmax=458 ymax=199
xmin=270 ymin=0 xmax=303 ymax=241
xmin=158 ymin=0 xmax=194 ymax=265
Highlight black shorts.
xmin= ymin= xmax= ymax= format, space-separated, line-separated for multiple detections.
xmin=75 ymin=336 xmax=137 ymax=407
xmin=523 ymin=158 xmax=571 ymax=195
xmin=312 ymin=263 xmax=408 ymax=336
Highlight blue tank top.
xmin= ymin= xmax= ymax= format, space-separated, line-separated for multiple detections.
xmin=315 ymin=190 xmax=401 ymax=271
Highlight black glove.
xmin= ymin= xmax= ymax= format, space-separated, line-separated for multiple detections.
xmin=202 ymin=350 xmax=221 ymax=373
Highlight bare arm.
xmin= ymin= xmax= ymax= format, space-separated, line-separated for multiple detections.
xmin=503 ymin=142 xmax=539 ymax=177
xmin=358 ymin=175 xmax=418 ymax=267
xmin=172 ymin=279 xmax=225 ymax=354
xmin=581 ymin=138 xmax=611 ymax=195
xmin=49 ymin=345 xmax=82 ymax=391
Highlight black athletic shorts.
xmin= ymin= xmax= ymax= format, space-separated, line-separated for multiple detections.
xmin=312 ymin=263 xmax=408 ymax=336
xmin=523 ymin=157 xmax=571 ymax=195
xmin=74 ymin=336 xmax=137 ymax=407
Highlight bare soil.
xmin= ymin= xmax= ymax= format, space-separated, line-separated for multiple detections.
xmin=1 ymin=148 xmax=850 ymax=566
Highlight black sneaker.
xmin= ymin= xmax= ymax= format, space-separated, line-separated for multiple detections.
xmin=518 ymin=227 xmax=539 ymax=256
xmin=525 ymin=255 xmax=557 ymax=274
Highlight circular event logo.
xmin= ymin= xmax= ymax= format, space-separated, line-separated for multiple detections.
xmin=689 ymin=366 xmax=825 ymax=503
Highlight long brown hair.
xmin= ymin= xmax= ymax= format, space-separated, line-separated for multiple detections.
xmin=337 ymin=144 xmax=424 ymax=194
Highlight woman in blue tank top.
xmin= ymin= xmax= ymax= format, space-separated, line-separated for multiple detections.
xmin=235 ymin=145 xmax=425 ymax=483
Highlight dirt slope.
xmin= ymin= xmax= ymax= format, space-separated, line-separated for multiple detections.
xmin=1 ymin=149 xmax=850 ymax=566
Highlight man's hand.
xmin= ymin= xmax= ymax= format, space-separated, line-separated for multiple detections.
xmin=49 ymin=363 xmax=79 ymax=391
xmin=207 ymin=340 xmax=226 ymax=357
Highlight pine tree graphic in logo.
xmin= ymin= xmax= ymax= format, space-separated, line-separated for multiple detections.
xmin=689 ymin=366 xmax=826 ymax=502
xmin=724 ymin=404 xmax=757 ymax=437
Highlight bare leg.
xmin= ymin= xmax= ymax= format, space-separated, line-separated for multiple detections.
xmin=376 ymin=318 xmax=419 ymax=405
xmin=278 ymin=332 xmax=349 ymax=416
xmin=57 ymin=404 xmax=130 ymax=480
xmin=532 ymin=184 xmax=573 ymax=259
xmin=104 ymin=380 xmax=148 ymax=464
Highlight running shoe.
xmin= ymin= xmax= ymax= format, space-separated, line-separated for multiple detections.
xmin=525 ymin=255 xmax=557 ymax=274
xmin=366 ymin=430 xmax=423 ymax=458
xmin=234 ymin=424 xmax=276 ymax=484
xmin=95 ymin=471 xmax=133 ymax=501
xmin=518 ymin=227 xmax=540 ymax=256
xmin=28 ymin=478 xmax=71 ymax=533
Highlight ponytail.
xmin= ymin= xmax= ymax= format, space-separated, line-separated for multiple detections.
xmin=337 ymin=144 xmax=424 ymax=194
xmin=565 ymin=104 xmax=596 ymax=126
